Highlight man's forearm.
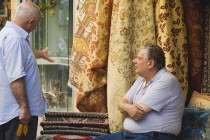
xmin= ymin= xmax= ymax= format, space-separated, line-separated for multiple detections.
xmin=10 ymin=77 xmax=29 ymax=110
xmin=119 ymin=98 xmax=147 ymax=120
xmin=33 ymin=49 xmax=42 ymax=59
xmin=118 ymin=98 xmax=133 ymax=114
xmin=33 ymin=48 xmax=54 ymax=62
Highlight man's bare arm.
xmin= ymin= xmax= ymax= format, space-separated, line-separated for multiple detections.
xmin=133 ymin=102 xmax=152 ymax=120
xmin=118 ymin=97 xmax=145 ymax=120
xmin=33 ymin=47 xmax=54 ymax=62
xmin=10 ymin=77 xmax=31 ymax=124
xmin=118 ymin=97 xmax=133 ymax=114
xmin=136 ymin=102 xmax=152 ymax=113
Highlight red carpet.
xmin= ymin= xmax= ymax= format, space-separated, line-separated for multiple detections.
xmin=53 ymin=135 xmax=93 ymax=140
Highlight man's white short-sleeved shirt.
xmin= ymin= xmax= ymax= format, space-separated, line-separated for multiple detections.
xmin=0 ymin=21 xmax=47 ymax=125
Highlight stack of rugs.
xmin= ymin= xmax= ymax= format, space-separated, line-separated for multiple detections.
xmin=37 ymin=112 xmax=109 ymax=140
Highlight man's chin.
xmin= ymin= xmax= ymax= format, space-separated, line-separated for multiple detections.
xmin=135 ymin=71 xmax=140 ymax=75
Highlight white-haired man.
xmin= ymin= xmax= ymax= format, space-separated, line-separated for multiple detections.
xmin=0 ymin=2 xmax=53 ymax=140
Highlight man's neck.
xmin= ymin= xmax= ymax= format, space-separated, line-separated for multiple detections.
xmin=144 ymin=69 xmax=160 ymax=85
xmin=11 ymin=19 xmax=29 ymax=33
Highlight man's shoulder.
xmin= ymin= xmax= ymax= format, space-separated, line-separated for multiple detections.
xmin=0 ymin=29 xmax=26 ymax=53
xmin=161 ymin=69 xmax=178 ymax=80
xmin=156 ymin=70 xmax=180 ymax=86
xmin=1 ymin=28 xmax=24 ymax=44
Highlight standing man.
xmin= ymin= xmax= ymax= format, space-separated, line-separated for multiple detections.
xmin=0 ymin=2 xmax=53 ymax=140
xmin=92 ymin=44 xmax=184 ymax=140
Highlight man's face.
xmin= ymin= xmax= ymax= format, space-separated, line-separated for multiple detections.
xmin=133 ymin=49 xmax=150 ymax=76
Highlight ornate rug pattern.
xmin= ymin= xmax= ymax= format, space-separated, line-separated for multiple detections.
xmin=178 ymin=107 xmax=210 ymax=139
xmin=107 ymin=0 xmax=156 ymax=132
xmin=69 ymin=0 xmax=189 ymax=133
xmin=155 ymin=0 xmax=188 ymax=100
xmin=202 ymin=1 xmax=210 ymax=94
xmin=182 ymin=0 xmax=204 ymax=95
xmin=68 ymin=0 xmax=112 ymax=112
xmin=37 ymin=134 xmax=94 ymax=140
xmin=39 ymin=112 xmax=109 ymax=137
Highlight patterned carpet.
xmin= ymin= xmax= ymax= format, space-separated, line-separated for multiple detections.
xmin=37 ymin=112 xmax=109 ymax=140
xmin=37 ymin=134 xmax=94 ymax=140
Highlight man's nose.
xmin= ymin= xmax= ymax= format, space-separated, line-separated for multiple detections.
xmin=132 ymin=58 xmax=136 ymax=63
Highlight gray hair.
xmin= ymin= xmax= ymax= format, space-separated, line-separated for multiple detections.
xmin=14 ymin=2 xmax=41 ymax=22
xmin=141 ymin=44 xmax=166 ymax=70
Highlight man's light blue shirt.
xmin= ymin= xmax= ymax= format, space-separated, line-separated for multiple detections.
xmin=0 ymin=21 xmax=47 ymax=125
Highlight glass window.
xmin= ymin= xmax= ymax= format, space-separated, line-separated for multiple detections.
xmin=31 ymin=0 xmax=73 ymax=112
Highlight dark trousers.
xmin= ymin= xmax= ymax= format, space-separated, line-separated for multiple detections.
xmin=0 ymin=116 xmax=38 ymax=140
xmin=92 ymin=131 xmax=177 ymax=140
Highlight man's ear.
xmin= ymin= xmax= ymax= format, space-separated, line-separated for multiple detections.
xmin=148 ymin=59 xmax=155 ymax=69
xmin=29 ymin=19 xmax=35 ymax=24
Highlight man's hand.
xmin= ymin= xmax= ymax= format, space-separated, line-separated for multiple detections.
xmin=41 ymin=47 xmax=54 ymax=62
xmin=19 ymin=107 xmax=31 ymax=125
xmin=127 ymin=104 xmax=145 ymax=120
xmin=10 ymin=77 xmax=31 ymax=124
xmin=33 ymin=48 xmax=54 ymax=62
xmin=119 ymin=97 xmax=145 ymax=120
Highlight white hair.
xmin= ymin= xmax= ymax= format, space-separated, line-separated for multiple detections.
xmin=14 ymin=2 xmax=41 ymax=23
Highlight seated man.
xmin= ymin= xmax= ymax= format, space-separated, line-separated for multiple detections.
xmin=92 ymin=44 xmax=184 ymax=140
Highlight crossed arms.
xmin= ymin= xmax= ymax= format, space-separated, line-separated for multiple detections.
xmin=118 ymin=97 xmax=152 ymax=120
